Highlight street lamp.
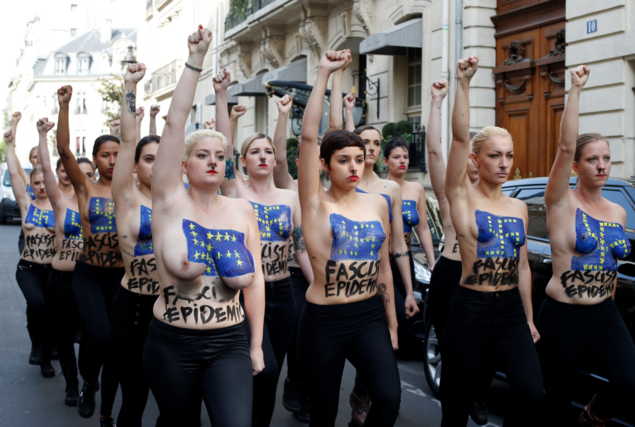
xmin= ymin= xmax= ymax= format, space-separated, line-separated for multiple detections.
xmin=121 ymin=45 xmax=137 ymax=71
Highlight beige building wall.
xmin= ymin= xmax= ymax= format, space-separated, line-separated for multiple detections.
xmin=565 ymin=0 xmax=635 ymax=178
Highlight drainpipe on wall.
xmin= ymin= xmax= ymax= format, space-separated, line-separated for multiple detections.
xmin=441 ymin=0 xmax=450 ymax=160
xmin=454 ymin=0 xmax=463 ymax=98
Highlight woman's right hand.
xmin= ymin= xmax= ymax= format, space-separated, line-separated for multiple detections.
xmin=570 ymin=65 xmax=590 ymax=89
xmin=57 ymin=85 xmax=73 ymax=105
xmin=11 ymin=112 xmax=21 ymax=129
xmin=456 ymin=57 xmax=478 ymax=81
xmin=319 ymin=50 xmax=351 ymax=73
xmin=36 ymin=118 xmax=54 ymax=135
xmin=250 ymin=346 xmax=265 ymax=376
xmin=431 ymin=79 xmax=449 ymax=101
xmin=3 ymin=130 xmax=14 ymax=146
xmin=187 ymin=26 xmax=212 ymax=65
xmin=276 ymin=95 xmax=293 ymax=115
xmin=231 ymin=105 xmax=247 ymax=120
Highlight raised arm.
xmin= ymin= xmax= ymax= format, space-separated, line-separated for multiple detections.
xmin=8 ymin=113 xmax=30 ymax=185
xmin=299 ymin=51 xmax=349 ymax=209
xmin=227 ymin=105 xmax=247 ymax=182
xmin=153 ymin=27 xmax=212 ymax=200
xmin=445 ymin=58 xmax=478 ymax=200
xmin=291 ymin=198 xmax=314 ymax=283
xmin=149 ymin=104 xmax=160 ymax=135
xmin=113 ymin=63 xmax=146 ymax=205
xmin=204 ymin=117 xmax=215 ymax=130
xmin=4 ymin=130 xmax=30 ymax=212
xmin=328 ymin=50 xmax=351 ymax=132
xmin=216 ymin=70 xmax=243 ymax=198
xmin=426 ymin=80 xmax=450 ymax=207
xmin=545 ymin=65 xmax=590 ymax=208
xmin=272 ymin=95 xmax=296 ymax=190
xmin=135 ymin=106 xmax=145 ymax=143
xmin=56 ymin=86 xmax=89 ymax=197
xmin=343 ymin=93 xmax=356 ymax=132
xmin=36 ymin=118 xmax=63 ymax=208
xmin=109 ymin=119 xmax=120 ymax=138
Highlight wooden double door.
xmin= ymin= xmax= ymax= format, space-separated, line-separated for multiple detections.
xmin=492 ymin=0 xmax=567 ymax=180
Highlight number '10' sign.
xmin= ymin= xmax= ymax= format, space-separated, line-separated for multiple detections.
xmin=587 ymin=19 xmax=598 ymax=34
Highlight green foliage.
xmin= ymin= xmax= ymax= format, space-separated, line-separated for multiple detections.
xmin=0 ymin=111 xmax=7 ymax=161
xmin=286 ymin=138 xmax=299 ymax=179
xmin=395 ymin=120 xmax=412 ymax=136
xmin=382 ymin=122 xmax=395 ymax=139
xmin=95 ymin=74 xmax=124 ymax=128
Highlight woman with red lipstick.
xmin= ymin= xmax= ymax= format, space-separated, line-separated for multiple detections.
xmin=56 ymin=86 xmax=123 ymax=426
xmin=441 ymin=57 xmax=542 ymax=427
xmin=145 ymin=27 xmax=264 ymax=427
xmin=37 ymin=116 xmax=94 ymax=406
xmin=216 ymin=68 xmax=314 ymax=427
xmin=296 ymin=50 xmax=401 ymax=427
xmin=5 ymin=119 xmax=56 ymax=378
xmin=537 ymin=65 xmax=635 ymax=427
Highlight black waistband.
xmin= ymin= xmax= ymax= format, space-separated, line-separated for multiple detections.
xmin=50 ymin=267 xmax=74 ymax=280
xmin=265 ymin=276 xmax=293 ymax=287
xmin=74 ymin=260 xmax=125 ymax=282
xmin=304 ymin=295 xmax=383 ymax=315
xmin=115 ymin=285 xmax=159 ymax=303
xmin=150 ymin=317 xmax=245 ymax=337
xmin=457 ymin=285 xmax=520 ymax=299
xmin=436 ymin=256 xmax=462 ymax=269
xmin=17 ymin=259 xmax=52 ymax=272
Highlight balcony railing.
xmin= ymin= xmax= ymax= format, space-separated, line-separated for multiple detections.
xmin=146 ymin=0 xmax=153 ymax=20
xmin=149 ymin=60 xmax=182 ymax=96
xmin=409 ymin=126 xmax=427 ymax=172
xmin=225 ymin=0 xmax=277 ymax=32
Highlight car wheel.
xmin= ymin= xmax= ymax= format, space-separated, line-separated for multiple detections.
xmin=423 ymin=320 xmax=441 ymax=398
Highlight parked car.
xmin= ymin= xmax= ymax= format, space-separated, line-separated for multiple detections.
xmin=422 ymin=176 xmax=635 ymax=426
xmin=0 ymin=163 xmax=32 ymax=224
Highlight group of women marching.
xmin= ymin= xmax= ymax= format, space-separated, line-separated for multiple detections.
xmin=5 ymin=25 xmax=635 ymax=427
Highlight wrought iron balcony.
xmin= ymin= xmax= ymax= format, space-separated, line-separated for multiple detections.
xmin=148 ymin=60 xmax=182 ymax=97
xmin=409 ymin=126 xmax=427 ymax=172
xmin=225 ymin=0 xmax=276 ymax=32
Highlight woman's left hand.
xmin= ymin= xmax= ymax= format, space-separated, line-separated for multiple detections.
xmin=389 ymin=326 xmax=399 ymax=351
xmin=404 ymin=294 xmax=420 ymax=319
xmin=529 ymin=322 xmax=540 ymax=344
xmin=250 ymin=347 xmax=265 ymax=376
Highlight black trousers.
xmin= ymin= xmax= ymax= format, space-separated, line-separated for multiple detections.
xmin=243 ymin=276 xmax=297 ymax=427
xmin=72 ymin=261 xmax=124 ymax=417
xmin=46 ymin=268 xmax=79 ymax=381
xmin=298 ymin=297 xmax=401 ymax=427
xmin=15 ymin=259 xmax=52 ymax=349
xmin=441 ymin=286 xmax=543 ymax=427
xmin=286 ymin=267 xmax=309 ymax=382
xmin=18 ymin=228 xmax=25 ymax=256
xmin=110 ymin=286 xmax=158 ymax=427
xmin=427 ymin=256 xmax=462 ymax=342
xmin=143 ymin=319 xmax=252 ymax=427
xmin=536 ymin=296 xmax=635 ymax=426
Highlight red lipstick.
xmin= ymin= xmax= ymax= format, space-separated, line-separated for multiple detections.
xmin=348 ymin=175 xmax=359 ymax=181
xmin=398 ymin=166 xmax=406 ymax=170
xmin=207 ymin=170 xmax=217 ymax=174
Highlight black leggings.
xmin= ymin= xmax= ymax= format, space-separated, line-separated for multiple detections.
xmin=46 ymin=268 xmax=79 ymax=380
xmin=427 ymin=256 xmax=462 ymax=342
xmin=298 ymin=297 xmax=401 ymax=427
xmin=110 ymin=286 xmax=158 ymax=427
xmin=143 ymin=319 xmax=253 ymax=427
xmin=72 ymin=261 xmax=124 ymax=417
xmin=15 ymin=259 xmax=52 ymax=348
xmin=243 ymin=276 xmax=297 ymax=427
xmin=537 ymin=296 xmax=635 ymax=426
xmin=441 ymin=286 xmax=543 ymax=427
xmin=286 ymin=267 xmax=309 ymax=382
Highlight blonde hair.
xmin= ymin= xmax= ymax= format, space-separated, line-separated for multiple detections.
xmin=30 ymin=165 xmax=43 ymax=181
xmin=471 ymin=126 xmax=513 ymax=154
xmin=240 ymin=133 xmax=275 ymax=157
xmin=183 ymin=130 xmax=227 ymax=162
xmin=575 ymin=133 xmax=608 ymax=163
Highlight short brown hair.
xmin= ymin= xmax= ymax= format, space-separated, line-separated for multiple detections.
xmin=320 ymin=130 xmax=366 ymax=167
xmin=574 ymin=133 xmax=608 ymax=163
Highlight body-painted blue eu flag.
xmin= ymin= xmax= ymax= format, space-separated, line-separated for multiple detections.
xmin=134 ymin=206 xmax=154 ymax=256
xmin=329 ymin=213 xmax=386 ymax=262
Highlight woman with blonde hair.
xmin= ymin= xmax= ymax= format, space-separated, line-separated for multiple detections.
xmin=441 ymin=58 xmax=542 ymax=427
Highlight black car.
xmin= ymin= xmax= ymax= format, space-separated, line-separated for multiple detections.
xmin=422 ymin=177 xmax=635 ymax=426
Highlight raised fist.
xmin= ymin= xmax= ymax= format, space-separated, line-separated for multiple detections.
xmin=204 ymin=117 xmax=215 ymax=130
xmin=337 ymin=49 xmax=353 ymax=73
xmin=125 ymin=63 xmax=146 ymax=84
xmin=431 ymin=79 xmax=449 ymax=99
xmin=4 ymin=130 xmax=14 ymax=145
xmin=457 ymin=57 xmax=478 ymax=81
xmin=110 ymin=119 xmax=121 ymax=136
xmin=570 ymin=65 xmax=590 ymax=88
xmin=319 ymin=51 xmax=351 ymax=73
xmin=57 ymin=85 xmax=73 ymax=105
xmin=276 ymin=95 xmax=293 ymax=115
xmin=136 ymin=106 xmax=145 ymax=122
xmin=37 ymin=118 xmax=55 ymax=134
xmin=213 ymin=69 xmax=231 ymax=93
xmin=343 ymin=93 xmax=356 ymax=110
xmin=188 ymin=26 xmax=213 ymax=61
xmin=231 ymin=105 xmax=247 ymax=120
xmin=11 ymin=112 xmax=22 ymax=128
xmin=150 ymin=104 xmax=160 ymax=117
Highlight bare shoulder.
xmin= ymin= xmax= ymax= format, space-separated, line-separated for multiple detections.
xmin=223 ymin=196 xmax=255 ymax=217
xmin=509 ymin=196 xmax=528 ymax=219
xmin=275 ymin=187 xmax=300 ymax=203
xmin=380 ymin=179 xmax=401 ymax=197
xmin=605 ymin=198 xmax=627 ymax=225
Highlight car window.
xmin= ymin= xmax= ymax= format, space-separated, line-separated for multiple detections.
xmin=3 ymin=168 xmax=32 ymax=187
xmin=601 ymin=189 xmax=635 ymax=230
xmin=502 ymin=187 xmax=515 ymax=196
xmin=515 ymin=188 xmax=548 ymax=239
